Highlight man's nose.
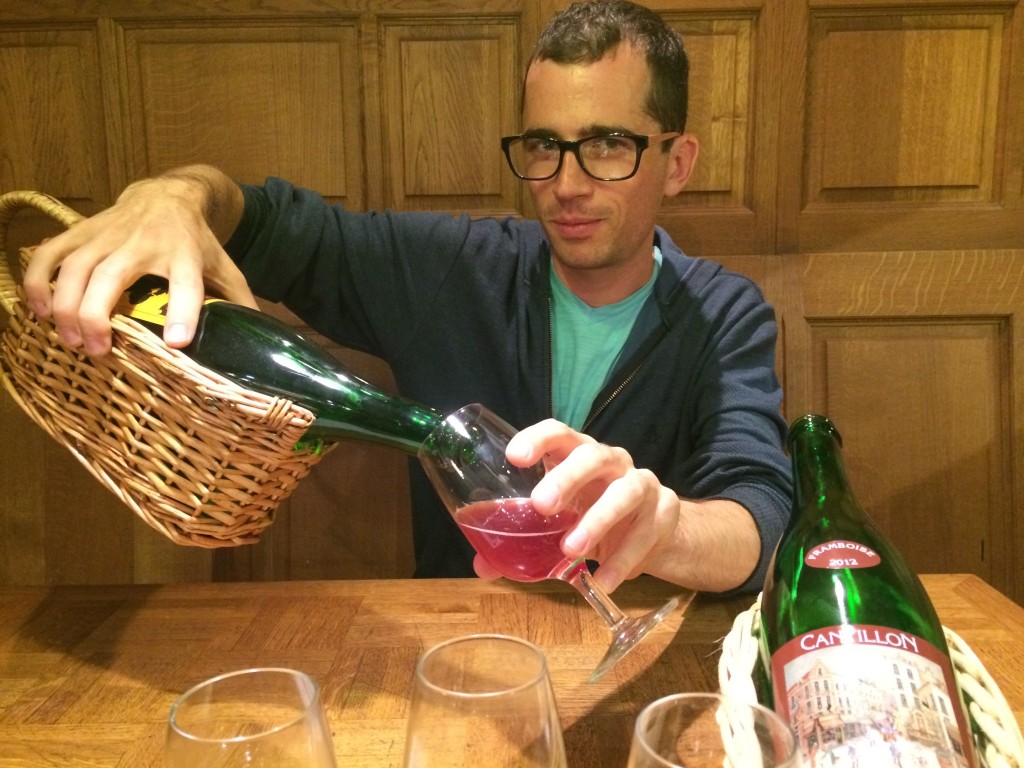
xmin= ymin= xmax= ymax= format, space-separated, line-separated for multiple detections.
xmin=552 ymin=151 xmax=592 ymax=195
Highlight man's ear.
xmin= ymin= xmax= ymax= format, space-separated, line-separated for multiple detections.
xmin=663 ymin=133 xmax=699 ymax=197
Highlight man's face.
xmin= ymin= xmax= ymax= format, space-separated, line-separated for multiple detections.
xmin=521 ymin=44 xmax=697 ymax=298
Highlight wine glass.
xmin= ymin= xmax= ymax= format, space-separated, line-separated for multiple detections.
xmin=165 ymin=667 xmax=337 ymax=767
xmin=626 ymin=693 xmax=797 ymax=768
xmin=403 ymin=634 xmax=566 ymax=767
xmin=418 ymin=403 xmax=688 ymax=681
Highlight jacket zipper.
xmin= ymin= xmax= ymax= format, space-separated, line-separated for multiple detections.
xmin=548 ymin=296 xmax=650 ymax=433
xmin=581 ymin=361 xmax=645 ymax=433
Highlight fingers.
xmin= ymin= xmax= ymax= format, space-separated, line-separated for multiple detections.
xmin=160 ymin=224 xmax=254 ymax=347
xmin=47 ymin=236 xmax=208 ymax=355
xmin=506 ymin=418 xmax=562 ymax=466
xmin=37 ymin=224 xmax=141 ymax=354
xmin=46 ymin=250 xmax=93 ymax=349
xmin=163 ymin=267 xmax=207 ymax=347
xmin=507 ymin=418 xmax=598 ymax=469
xmin=510 ymin=421 xmax=680 ymax=592
xmin=23 ymin=230 xmax=74 ymax=317
xmin=585 ymin=478 xmax=680 ymax=593
xmin=20 ymin=194 xmax=245 ymax=355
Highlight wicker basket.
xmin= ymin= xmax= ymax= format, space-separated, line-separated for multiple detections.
xmin=0 ymin=190 xmax=333 ymax=547
xmin=720 ymin=594 xmax=1024 ymax=768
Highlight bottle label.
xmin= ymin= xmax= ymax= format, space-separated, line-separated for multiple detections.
xmin=771 ymin=624 xmax=973 ymax=767
xmin=123 ymin=279 xmax=172 ymax=326
xmin=117 ymin=276 xmax=221 ymax=328
xmin=804 ymin=539 xmax=881 ymax=569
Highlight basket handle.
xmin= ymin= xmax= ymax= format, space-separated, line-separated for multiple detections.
xmin=0 ymin=190 xmax=86 ymax=316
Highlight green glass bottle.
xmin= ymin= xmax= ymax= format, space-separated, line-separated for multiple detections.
xmin=759 ymin=414 xmax=975 ymax=767
xmin=121 ymin=276 xmax=443 ymax=453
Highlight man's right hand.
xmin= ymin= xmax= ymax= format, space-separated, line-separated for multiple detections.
xmin=22 ymin=165 xmax=256 ymax=357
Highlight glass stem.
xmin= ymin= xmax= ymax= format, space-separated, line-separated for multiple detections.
xmin=557 ymin=559 xmax=627 ymax=629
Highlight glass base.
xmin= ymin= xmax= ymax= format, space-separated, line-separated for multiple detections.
xmin=588 ymin=595 xmax=681 ymax=683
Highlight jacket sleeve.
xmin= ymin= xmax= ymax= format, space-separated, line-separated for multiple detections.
xmin=223 ymin=176 xmax=472 ymax=358
xmin=671 ymin=274 xmax=792 ymax=595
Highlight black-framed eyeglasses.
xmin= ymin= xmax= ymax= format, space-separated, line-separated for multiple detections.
xmin=501 ymin=131 xmax=680 ymax=181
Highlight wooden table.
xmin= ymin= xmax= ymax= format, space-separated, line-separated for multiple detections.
xmin=0 ymin=574 xmax=1021 ymax=766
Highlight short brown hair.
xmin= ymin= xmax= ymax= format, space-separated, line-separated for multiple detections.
xmin=529 ymin=0 xmax=689 ymax=134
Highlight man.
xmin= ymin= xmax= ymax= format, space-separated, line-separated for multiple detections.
xmin=23 ymin=0 xmax=791 ymax=594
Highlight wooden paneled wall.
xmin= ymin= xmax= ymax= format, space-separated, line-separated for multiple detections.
xmin=1 ymin=0 xmax=1023 ymax=601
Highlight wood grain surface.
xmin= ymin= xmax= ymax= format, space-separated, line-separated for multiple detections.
xmin=0 ymin=574 xmax=1021 ymax=766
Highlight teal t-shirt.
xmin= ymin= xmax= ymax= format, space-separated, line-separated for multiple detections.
xmin=551 ymin=248 xmax=662 ymax=429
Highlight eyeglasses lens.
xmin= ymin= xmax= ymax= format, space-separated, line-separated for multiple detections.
xmin=506 ymin=136 xmax=641 ymax=181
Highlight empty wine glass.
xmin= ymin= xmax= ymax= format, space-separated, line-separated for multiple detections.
xmin=403 ymin=634 xmax=566 ymax=767
xmin=418 ymin=403 xmax=688 ymax=681
xmin=626 ymin=693 xmax=797 ymax=768
xmin=165 ymin=667 xmax=337 ymax=767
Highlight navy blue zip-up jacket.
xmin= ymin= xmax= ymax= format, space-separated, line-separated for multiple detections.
xmin=225 ymin=177 xmax=792 ymax=593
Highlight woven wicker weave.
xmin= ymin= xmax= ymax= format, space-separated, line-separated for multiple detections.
xmin=720 ymin=594 xmax=1024 ymax=768
xmin=0 ymin=190 xmax=333 ymax=547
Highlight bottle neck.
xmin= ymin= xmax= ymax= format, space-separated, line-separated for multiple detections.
xmin=302 ymin=396 xmax=443 ymax=454
xmin=787 ymin=414 xmax=854 ymax=516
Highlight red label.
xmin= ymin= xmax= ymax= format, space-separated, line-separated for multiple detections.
xmin=804 ymin=539 xmax=881 ymax=569
xmin=771 ymin=624 xmax=974 ymax=767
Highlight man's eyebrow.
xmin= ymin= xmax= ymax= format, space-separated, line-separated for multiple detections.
xmin=521 ymin=124 xmax=635 ymax=139
xmin=584 ymin=124 xmax=633 ymax=136
xmin=522 ymin=127 xmax=560 ymax=139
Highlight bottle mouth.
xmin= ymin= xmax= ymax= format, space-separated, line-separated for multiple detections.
xmin=787 ymin=413 xmax=843 ymax=448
